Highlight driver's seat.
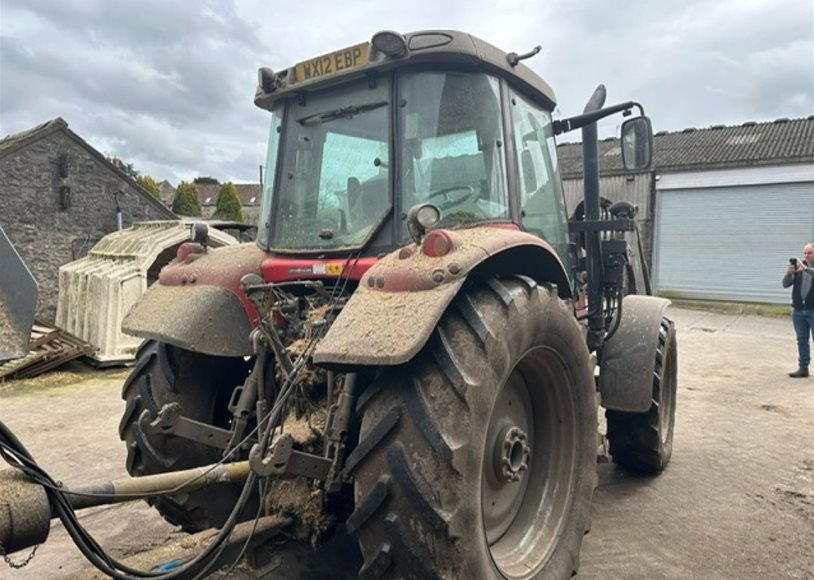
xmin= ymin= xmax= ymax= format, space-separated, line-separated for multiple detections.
xmin=349 ymin=174 xmax=389 ymax=229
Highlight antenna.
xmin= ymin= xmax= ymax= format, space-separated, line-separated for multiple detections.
xmin=507 ymin=45 xmax=542 ymax=67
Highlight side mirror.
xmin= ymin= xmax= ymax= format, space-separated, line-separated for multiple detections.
xmin=621 ymin=116 xmax=653 ymax=171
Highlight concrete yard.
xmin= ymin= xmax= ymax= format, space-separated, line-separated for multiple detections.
xmin=1 ymin=307 xmax=812 ymax=579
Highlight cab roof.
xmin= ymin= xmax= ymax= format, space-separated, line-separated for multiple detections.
xmin=254 ymin=30 xmax=557 ymax=111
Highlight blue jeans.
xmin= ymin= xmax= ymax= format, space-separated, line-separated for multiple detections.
xmin=792 ymin=309 xmax=814 ymax=368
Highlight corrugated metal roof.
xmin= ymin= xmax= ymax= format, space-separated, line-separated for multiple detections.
xmin=557 ymin=116 xmax=814 ymax=178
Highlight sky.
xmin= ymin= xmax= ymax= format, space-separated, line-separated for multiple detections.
xmin=1 ymin=0 xmax=812 ymax=185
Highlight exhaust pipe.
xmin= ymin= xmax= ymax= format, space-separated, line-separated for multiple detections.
xmin=581 ymin=84 xmax=607 ymax=352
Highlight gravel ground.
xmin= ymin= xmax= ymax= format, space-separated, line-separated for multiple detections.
xmin=0 ymin=306 xmax=812 ymax=579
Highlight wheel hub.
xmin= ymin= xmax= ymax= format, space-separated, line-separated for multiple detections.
xmin=481 ymin=345 xmax=584 ymax=577
xmin=496 ymin=426 xmax=530 ymax=483
xmin=481 ymin=374 xmax=535 ymax=546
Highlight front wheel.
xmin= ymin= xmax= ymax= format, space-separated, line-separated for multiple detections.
xmin=606 ymin=317 xmax=677 ymax=474
xmin=348 ymin=277 xmax=597 ymax=579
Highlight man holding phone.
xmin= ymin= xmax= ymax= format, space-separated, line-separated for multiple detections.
xmin=783 ymin=243 xmax=814 ymax=378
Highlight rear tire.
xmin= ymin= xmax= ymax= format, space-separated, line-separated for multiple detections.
xmin=606 ymin=317 xmax=677 ymax=474
xmin=119 ymin=340 xmax=252 ymax=532
xmin=348 ymin=277 xmax=597 ymax=579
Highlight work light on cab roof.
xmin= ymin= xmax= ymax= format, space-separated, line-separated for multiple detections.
xmin=370 ymin=30 xmax=408 ymax=58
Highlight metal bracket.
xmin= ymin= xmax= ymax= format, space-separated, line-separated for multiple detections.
xmin=140 ymin=403 xmax=239 ymax=450
xmin=568 ymin=218 xmax=635 ymax=233
xmin=249 ymin=434 xmax=332 ymax=480
xmin=601 ymin=239 xmax=628 ymax=290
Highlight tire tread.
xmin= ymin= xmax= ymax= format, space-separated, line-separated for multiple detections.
xmin=606 ymin=317 xmax=677 ymax=474
xmin=352 ymin=281 xmax=596 ymax=579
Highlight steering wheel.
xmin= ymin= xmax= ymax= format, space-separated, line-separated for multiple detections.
xmin=428 ymin=185 xmax=476 ymax=211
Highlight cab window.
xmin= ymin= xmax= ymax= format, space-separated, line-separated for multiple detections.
xmin=398 ymin=71 xmax=509 ymax=239
xmin=510 ymin=90 xmax=569 ymax=261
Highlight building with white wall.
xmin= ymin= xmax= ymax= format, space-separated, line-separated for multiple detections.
xmin=558 ymin=116 xmax=814 ymax=304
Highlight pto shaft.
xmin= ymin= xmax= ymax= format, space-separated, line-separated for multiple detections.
xmin=0 ymin=461 xmax=249 ymax=554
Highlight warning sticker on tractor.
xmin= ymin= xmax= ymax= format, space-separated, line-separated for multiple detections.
xmin=286 ymin=262 xmax=345 ymax=277
xmin=294 ymin=42 xmax=369 ymax=83
xmin=326 ymin=263 xmax=344 ymax=276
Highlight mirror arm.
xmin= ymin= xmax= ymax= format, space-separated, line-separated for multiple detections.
xmin=554 ymin=101 xmax=645 ymax=135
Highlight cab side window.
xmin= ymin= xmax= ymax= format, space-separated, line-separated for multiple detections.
xmin=510 ymin=90 xmax=569 ymax=261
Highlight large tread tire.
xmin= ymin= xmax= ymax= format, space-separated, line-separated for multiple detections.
xmin=606 ymin=317 xmax=677 ymax=474
xmin=119 ymin=340 xmax=252 ymax=532
xmin=349 ymin=277 xmax=597 ymax=580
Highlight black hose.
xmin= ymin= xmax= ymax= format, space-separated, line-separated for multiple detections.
xmin=0 ymin=250 xmax=364 ymax=578
xmin=1 ymin=418 xmax=261 ymax=579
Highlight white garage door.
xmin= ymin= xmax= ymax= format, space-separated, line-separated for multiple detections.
xmin=654 ymin=183 xmax=814 ymax=304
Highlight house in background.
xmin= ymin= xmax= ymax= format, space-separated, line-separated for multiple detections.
xmin=194 ymin=183 xmax=262 ymax=225
xmin=557 ymin=116 xmax=814 ymax=304
xmin=0 ymin=117 xmax=177 ymax=321
xmin=158 ymin=179 xmax=176 ymax=206
xmin=158 ymin=181 xmax=263 ymax=226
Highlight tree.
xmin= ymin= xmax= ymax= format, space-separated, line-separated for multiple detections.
xmin=193 ymin=176 xmax=219 ymax=185
xmin=136 ymin=175 xmax=162 ymax=200
xmin=108 ymin=157 xmax=139 ymax=179
xmin=172 ymin=181 xmax=202 ymax=217
xmin=121 ymin=161 xmax=139 ymax=179
xmin=213 ymin=181 xmax=244 ymax=222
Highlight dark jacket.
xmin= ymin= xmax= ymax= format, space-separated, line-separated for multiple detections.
xmin=791 ymin=268 xmax=814 ymax=311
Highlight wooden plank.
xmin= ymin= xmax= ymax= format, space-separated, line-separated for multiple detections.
xmin=0 ymin=321 xmax=95 ymax=382
xmin=31 ymin=329 xmax=60 ymax=349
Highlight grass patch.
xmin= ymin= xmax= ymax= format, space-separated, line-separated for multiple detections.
xmin=0 ymin=360 xmax=129 ymax=393
xmin=657 ymin=293 xmax=792 ymax=319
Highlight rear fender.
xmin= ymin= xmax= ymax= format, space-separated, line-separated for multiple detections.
xmin=313 ymin=226 xmax=571 ymax=367
xmin=122 ymin=244 xmax=266 ymax=356
xmin=598 ymin=295 xmax=671 ymax=412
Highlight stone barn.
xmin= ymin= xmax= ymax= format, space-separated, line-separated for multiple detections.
xmin=0 ymin=118 xmax=177 ymax=321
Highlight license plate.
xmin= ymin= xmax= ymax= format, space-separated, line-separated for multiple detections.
xmin=294 ymin=42 xmax=369 ymax=83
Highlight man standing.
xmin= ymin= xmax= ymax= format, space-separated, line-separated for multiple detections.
xmin=783 ymin=243 xmax=814 ymax=378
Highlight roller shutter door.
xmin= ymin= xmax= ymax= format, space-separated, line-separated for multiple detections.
xmin=654 ymin=183 xmax=814 ymax=304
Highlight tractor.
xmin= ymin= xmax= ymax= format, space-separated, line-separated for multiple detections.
xmin=0 ymin=30 xmax=677 ymax=580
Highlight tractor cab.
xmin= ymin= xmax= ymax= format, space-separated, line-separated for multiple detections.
xmin=254 ymin=31 xmax=571 ymax=264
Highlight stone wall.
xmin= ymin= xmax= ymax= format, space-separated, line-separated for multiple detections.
xmin=0 ymin=131 xmax=175 ymax=321
xmin=243 ymin=205 xmax=261 ymax=226
xmin=193 ymin=205 xmax=260 ymax=242
xmin=199 ymin=204 xmax=261 ymax=226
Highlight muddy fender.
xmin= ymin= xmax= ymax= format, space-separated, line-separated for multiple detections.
xmin=122 ymin=244 xmax=266 ymax=356
xmin=313 ymin=226 xmax=570 ymax=367
xmin=599 ymin=295 xmax=671 ymax=412
xmin=123 ymin=284 xmax=254 ymax=356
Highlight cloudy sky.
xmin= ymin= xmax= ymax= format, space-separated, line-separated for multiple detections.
xmin=1 ymin=0 xmax=812 ymax=185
